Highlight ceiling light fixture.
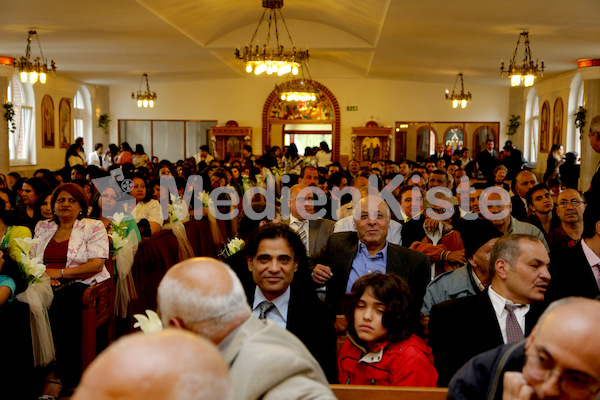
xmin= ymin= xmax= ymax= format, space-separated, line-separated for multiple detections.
xmin=14 ymin=30 xmax=56 ymax=84
xmin=234 ymin=0 xmax=308 ymax=77
xmin=445 ymin=73 xmax=472 ymax=109
xmin=131 ymin=73 xmax=157 ymax=108
xmin=500 ymin=31 xmax=544 ymax=87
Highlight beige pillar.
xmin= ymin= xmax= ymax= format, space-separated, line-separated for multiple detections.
xmin=580 ymin=79 xmax=600 ymax=191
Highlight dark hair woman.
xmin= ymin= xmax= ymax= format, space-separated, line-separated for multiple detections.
xmin=16 ymin=177 xmax=52 ymax=231
xmin=338 ymin=273 xmax=437 ymax=387
xmin=29 ymin=183 xmax=110 ymax=385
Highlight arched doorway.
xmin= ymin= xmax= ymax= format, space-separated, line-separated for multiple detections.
xmin=262 ymin=80 xmax=341 ymax=160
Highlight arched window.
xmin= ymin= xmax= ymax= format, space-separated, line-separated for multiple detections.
xmin=524 ymin=89 xmax=539 ymax=167
xmin=567 ymin=73 xmax=583 ymax=156
xmin=7 ymin=75 xmax=34 ymax=165
xmin=73 ymin=86 xmax=92 ymax=154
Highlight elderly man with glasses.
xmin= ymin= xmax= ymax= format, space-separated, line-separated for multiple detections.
xmin=547 ymin=189 xmax=586 ymax=253
xmin=448 ymin=297 xmax=600 ymax=400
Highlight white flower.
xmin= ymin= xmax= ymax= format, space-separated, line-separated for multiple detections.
xmin=227 ymin=238 xmax=245 ymax=254
xmin=14 ymin=237 xmax=40 ymax=256
xmin=133 ymin=310 xmax=163 ymax=333
xmin=198 ymin=191 xmax=212 ymax=208
xmin=19 ymin=253 xmax=46 ymax=279
xmin=109 ymin=232 xmax=129 ymax=252
xmin=111 ymin=212 xmax=125 ymax=224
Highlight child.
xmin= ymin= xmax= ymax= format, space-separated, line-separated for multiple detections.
xmin=338 ymin=273 xmax=438 ymax=386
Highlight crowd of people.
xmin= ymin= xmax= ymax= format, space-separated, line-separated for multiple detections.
xmin=1 ymin=118 xmax=600 ymax=399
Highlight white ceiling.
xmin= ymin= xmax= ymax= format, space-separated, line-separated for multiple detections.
xmin=1 ymin=0 xmax=600 ymax=87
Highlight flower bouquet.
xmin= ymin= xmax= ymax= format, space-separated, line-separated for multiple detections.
xmin=219 ymin=237 xmax=245 ymax=258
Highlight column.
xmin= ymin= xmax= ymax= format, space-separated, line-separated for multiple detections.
xmin=581 ymin=79 xmax=600 ymax=191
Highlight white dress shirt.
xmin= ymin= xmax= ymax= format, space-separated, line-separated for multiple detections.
xmin=488 ymin=286 xmax=529 ymax=344
xmin=252 ymin=286 xmax=290 ymax=329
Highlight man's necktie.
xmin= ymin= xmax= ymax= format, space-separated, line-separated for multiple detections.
xmin=292 ymin=220 xmax=308 ymax=250
xmin=505 ymin=303 xmax=524 ymax=343
xmin=257 ymin=301 xmax=275 ymax=320
xmin=591 ymin=263 xmax=600 ymax=290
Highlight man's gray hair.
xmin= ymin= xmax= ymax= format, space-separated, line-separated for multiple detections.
xmin=590 ymin=114 xmax=600 ymax=136
xmin=158 ymin=263 xmax=251 ymax=337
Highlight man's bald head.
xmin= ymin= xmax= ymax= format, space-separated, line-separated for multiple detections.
xmin=523 ymin=298 xmax=600 ymax=399
xmin=158 ymin=257 xmax=251 ymax=343
xmin=73 ymin=330 xmax=232 ymax=400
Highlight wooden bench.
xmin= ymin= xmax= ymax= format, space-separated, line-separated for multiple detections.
xmin=81 ymin=255 xmax=116 ymax=371
xmin=330 ymin=385 xmax=448 ymax=400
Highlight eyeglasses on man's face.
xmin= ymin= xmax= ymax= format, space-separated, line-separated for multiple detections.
xmin=557 ymin=199 xmax=584 ymax=208
xmin=524 ymin=350 xmax=600 ymax=399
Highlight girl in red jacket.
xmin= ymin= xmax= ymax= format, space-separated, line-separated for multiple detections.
xmin=338 ymin=273 xmax=438 ymax=386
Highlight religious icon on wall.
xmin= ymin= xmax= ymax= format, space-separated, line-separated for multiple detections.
xmin=540 ymin=101 xmax=550 ymax=152
xmin=361 ymin=137 xmax=381 ymax=161
xmin=226 ymin=136 xmax=242 ymax=159
xmin=41 ymin=95 xmax=55 ymax=148
xmin=59 ymin=97 xmax=72 ymax=148
xmin=445 ymin=126 xmax=464 ymax=155
xmin=553 ymin=97 xmax=563 ymax=146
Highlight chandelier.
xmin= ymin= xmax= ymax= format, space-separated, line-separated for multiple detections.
xmin=131 ymin=74 xmax=157 ymax=108
xmin=14 ymin=30 xmax=56 ymax=84
xmin=445 ymin=73 xmax=472 ymax=109
xmin=500 ymin=31 xmax=544 ymax=87
xmin=277 ymin=77 xmax=319 ymax=102
xmin=234 ymin=0 xmax=309 ymax=76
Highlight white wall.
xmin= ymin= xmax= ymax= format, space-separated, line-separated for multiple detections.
xmin=108 ymin=77 xmax=510 ymax=160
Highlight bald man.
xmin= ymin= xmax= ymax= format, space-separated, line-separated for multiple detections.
xmin=157 ymin=257 xmax=335 ymax=400
xmin=282 ymin=184 xmax=335 ymax=255
xmin=448 ymin=297 xmax=600 ymax=400
xmin=72 ymin=330 xmax=231 ymax=400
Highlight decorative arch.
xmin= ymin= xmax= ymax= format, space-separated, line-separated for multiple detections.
xmin=262 ymin=79 xmax=341 ymax=160
xmin=415 ymin=125 xmax=437 ymax=162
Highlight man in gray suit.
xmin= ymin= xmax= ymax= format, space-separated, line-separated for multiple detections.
xmin=283 ymin=184 xmax=335 ymax=255
xmin=158 ymin=257 xmax=335 ymax=400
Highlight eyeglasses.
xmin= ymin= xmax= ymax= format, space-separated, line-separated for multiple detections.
xmin=524 ymin=351 xmax=600 ymax=399
xmin=557 ymin=199 xmax=584 ymax=208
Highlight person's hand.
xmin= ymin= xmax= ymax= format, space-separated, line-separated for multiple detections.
xmin=50 ymin=279 xmax=61 ymax=287
xmin=424 ymin=217 xmax=440 ymax=232
xmin=312 ymin=264 xmax=333 ymax=285
xmin=446 ymin=249 xmax=466 ymax=265
xmin=502 ymin=371 xmax=535 ymax=400
xmin=47 ymin=268 xmax=62 ymax=280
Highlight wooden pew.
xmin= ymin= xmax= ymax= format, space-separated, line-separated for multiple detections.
xmin=81 ymin=254 xmax=116 ymax=371
xmin=131 ymin=218 xmax=217 ymax=315
xmin=330 ymin=385 xmax=448 ymax=400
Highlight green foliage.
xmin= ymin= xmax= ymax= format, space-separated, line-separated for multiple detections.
xmin=98 ymin=113 xmax=111 ymax=134
xmin=574 ymin=106 xmax=586 ymax=138
xmin=507 ymin=114 xmax=521 ymax=136
xmin=3 ymin=103 xmax=16 ymax=134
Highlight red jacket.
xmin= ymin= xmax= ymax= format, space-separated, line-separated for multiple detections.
xmin=338 ymin=334 xmax=438 ymax=387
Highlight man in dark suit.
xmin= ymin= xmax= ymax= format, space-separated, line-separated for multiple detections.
xmin=476 ymin=139 xmax=498 ymax=179
xmin=545 ymin=198 xmax=600 ymax=303
xmin=428 ymin=234 xmax=550 ymax=386
xmin=510 ymin=170 xmax=538 ymax=222
xmin=244 ymin=223 xmax=338 ymax=383
xmin=431 ymin=143 xmax=451 ymax=166
xmin=308 ymin=195 xmax=431 ymax=313
xmin=283 ymin=183 xmax=335 ymax=256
